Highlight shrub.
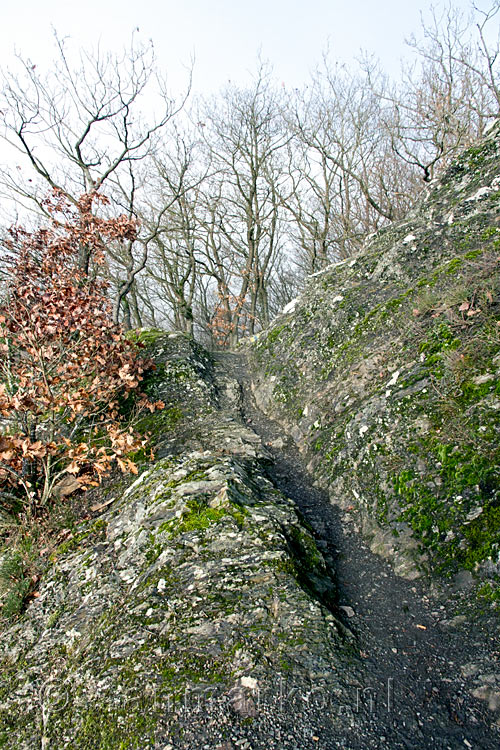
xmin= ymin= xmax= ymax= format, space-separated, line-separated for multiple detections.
xmin=0 ymin=191 xmax=163 ymax=512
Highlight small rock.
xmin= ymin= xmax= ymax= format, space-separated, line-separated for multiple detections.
xmin=451 ymin=571 xmax=475 ymax=590
xmin=472 ymin=373 xmax=495 ymax=385
xmin=477 ymin=673 xmax=497 ymax=685
xmin=440 ymin=615 xmax=467 ymax=629
xmin=465 ymin=506 xmax=483 ymax=522
xmin=472 ymin=686 xmax=500 ymax=711
xmin=230 ymin=687 xmax=257 ymax=718
xmin=52 ymin=475 xmax=82 ymax=498
xmin=240 ymin=676 xmax=258 ymax=690
xmin=461 ymin=663 xmax=480 ymax=678
xmin=339 ymin=605 xmax=355 ymax=618
xmin=270 ymin=437 xmax=285 ymax=449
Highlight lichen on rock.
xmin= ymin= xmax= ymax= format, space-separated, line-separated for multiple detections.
xmin=0 ymin=334 xmax=349 ymax=748
xmin=248 ymin=123 xmax=500 ymax=583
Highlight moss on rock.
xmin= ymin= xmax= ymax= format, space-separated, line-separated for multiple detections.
xmin=248 ymin=122 xmax=500 ymax=582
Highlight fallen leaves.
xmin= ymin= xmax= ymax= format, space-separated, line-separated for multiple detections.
xmin=458 ymin=297 xmax=482 ymax=317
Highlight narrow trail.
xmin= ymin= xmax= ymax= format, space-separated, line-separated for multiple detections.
xmin=214 ymin=351 xmax=500 ymax=750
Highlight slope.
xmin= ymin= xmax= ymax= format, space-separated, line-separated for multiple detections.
xmin=248 ymin=122 xmax=500 ymax=583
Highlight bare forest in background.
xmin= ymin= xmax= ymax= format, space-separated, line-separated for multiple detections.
xmin=1 ymin=2 xmax=499 ymax=348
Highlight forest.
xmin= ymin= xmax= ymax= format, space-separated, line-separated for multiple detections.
xmin=0 ymin=3 xmax=499 ymax=349
xmin=1 ymin=6 xmax=500 ymax=746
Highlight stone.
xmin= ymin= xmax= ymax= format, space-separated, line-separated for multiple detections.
xmin=472 ymin=686 xmax=500 ymax=711
xmin=339 ymin=605 xmax=355 ymax=618
xmin=439 ymin=615 xmax=467 ymax=629
xmin=248 ymin=122 xmax=500 ymax=582
xmin=0 ymin=336 xmax=348 ymax=748
xmin=461 ymin=663 xmax=480 ymax=678
xmin=51 ymin=475 xmax=82 ymax=498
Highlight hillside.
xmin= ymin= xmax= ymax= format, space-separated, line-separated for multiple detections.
xmin=0 ymin=335 xmax=353 ymax=749
xmin=1 ymin=126 xmax=500 ymax=749
xmin=248 ymin=121 xmax=500 ymax=583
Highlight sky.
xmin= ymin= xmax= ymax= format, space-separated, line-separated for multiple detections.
xmin=0 ymin=0 xmax=492 ymax=96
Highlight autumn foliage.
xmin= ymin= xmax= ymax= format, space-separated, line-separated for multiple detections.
xmin=209 ymin=291 xmax=253 ymax=347
xmin=0 ymin=191 xmax=162 ymax=510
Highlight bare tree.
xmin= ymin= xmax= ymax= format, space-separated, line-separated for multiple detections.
xmin=285 ymin=61 xmax=418 ymax=271
xmin=196 ymin=62 xmax=290 ymax=344
xmin=0 ymin=33 xmax=190 ymax=276
xmin=139 ymin=129 xmax=208 ymax=334
xmin=375 ymin=2 xmax=500 ymax=182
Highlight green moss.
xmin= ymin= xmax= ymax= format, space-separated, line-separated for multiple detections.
xmin=159 ymin=497 xmax=228 ymax=537
xmin=458 ymin=506 xmax=500 ymax=569
xmin=54 ymin=699 xmax=156 ymax=750
xmin=392 ymin=426 xmax=500 ymax=573
xmin=477 ymin=580 xmax=500 ymax=603
xmin=47 ymin=608 xmax=63 ymax=628
xmin=418 ymin=322 xmax=461 ymax=378
xmin=266 ymin=323 xmax=287 ymax=345
xmin=229 ymin=506 xmax=248 ymax=528
xmin=480 ymin=227 xmax=499 ymax=241
xmin=287 ymin=525 xmax=323 ymax=570
xmin=0 ymin=552 xmax=32 ymax=618
xmin=144 ymin=533 xmax=164 ymax=564
xmin=383 ymin=289 xmax=414 ymax=312
xmin=375 ymin=493 xmax=389 ymax=524
xmin=445 ymin=258 xmax=463 ymax=274
xmin=459 ymin=378 xmax=496 ymax=404
xmin=134 ymin=405 xmax=183 ymax=442
xmin=466 ymin=139 xmax=498 ymax=167
xmin=56 ymin=519 xmax=108 ymax=555
xmin=263 ymin=556 xmax=296 ymax=575
xmin=125 ymin=328 xmax=167 ymax=347
xmin=166 ymin=469 xmax=208 ymax=488
xmin=393 ymin=470 xmax=450 ymax=548
xmin=436 ymin=442 xmax=489 ymax=491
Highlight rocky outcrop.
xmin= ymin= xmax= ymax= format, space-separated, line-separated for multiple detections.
xmin=0 ymin=335 xmax=350 ymax=749
xmin=2 ymin=124 xmax=500 ymax=748
xmin=248 ymin=123 xmax=500 ymax=582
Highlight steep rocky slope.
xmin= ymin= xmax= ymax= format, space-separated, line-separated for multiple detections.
xmin=0 ymin=335 xmax=351 ymax=749
xmin=2 ymin=339 xmax=499 ymax=749
xmin=248 ymin=122 xmax=500 ymax=584
xmin=1 ymin=124 xmax=500 ymax=750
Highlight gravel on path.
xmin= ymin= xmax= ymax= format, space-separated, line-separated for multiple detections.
xmin=213 ymin=351 xmax=500 ymax=750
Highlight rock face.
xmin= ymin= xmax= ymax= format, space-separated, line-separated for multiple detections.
xmin=2 ymin=127 xmax=500 ymax=749
xmin=248 ymin=123 xmax=500 ymax=580
xmin=0 ymin=335 xmax=349 ymax=749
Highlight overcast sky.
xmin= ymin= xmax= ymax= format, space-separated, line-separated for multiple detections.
xmin=0 ymin=0 xmax=492 ymax=95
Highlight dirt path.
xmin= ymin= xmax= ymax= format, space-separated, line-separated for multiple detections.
xmin=214 ymin=351 xmax=500 ymax=750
